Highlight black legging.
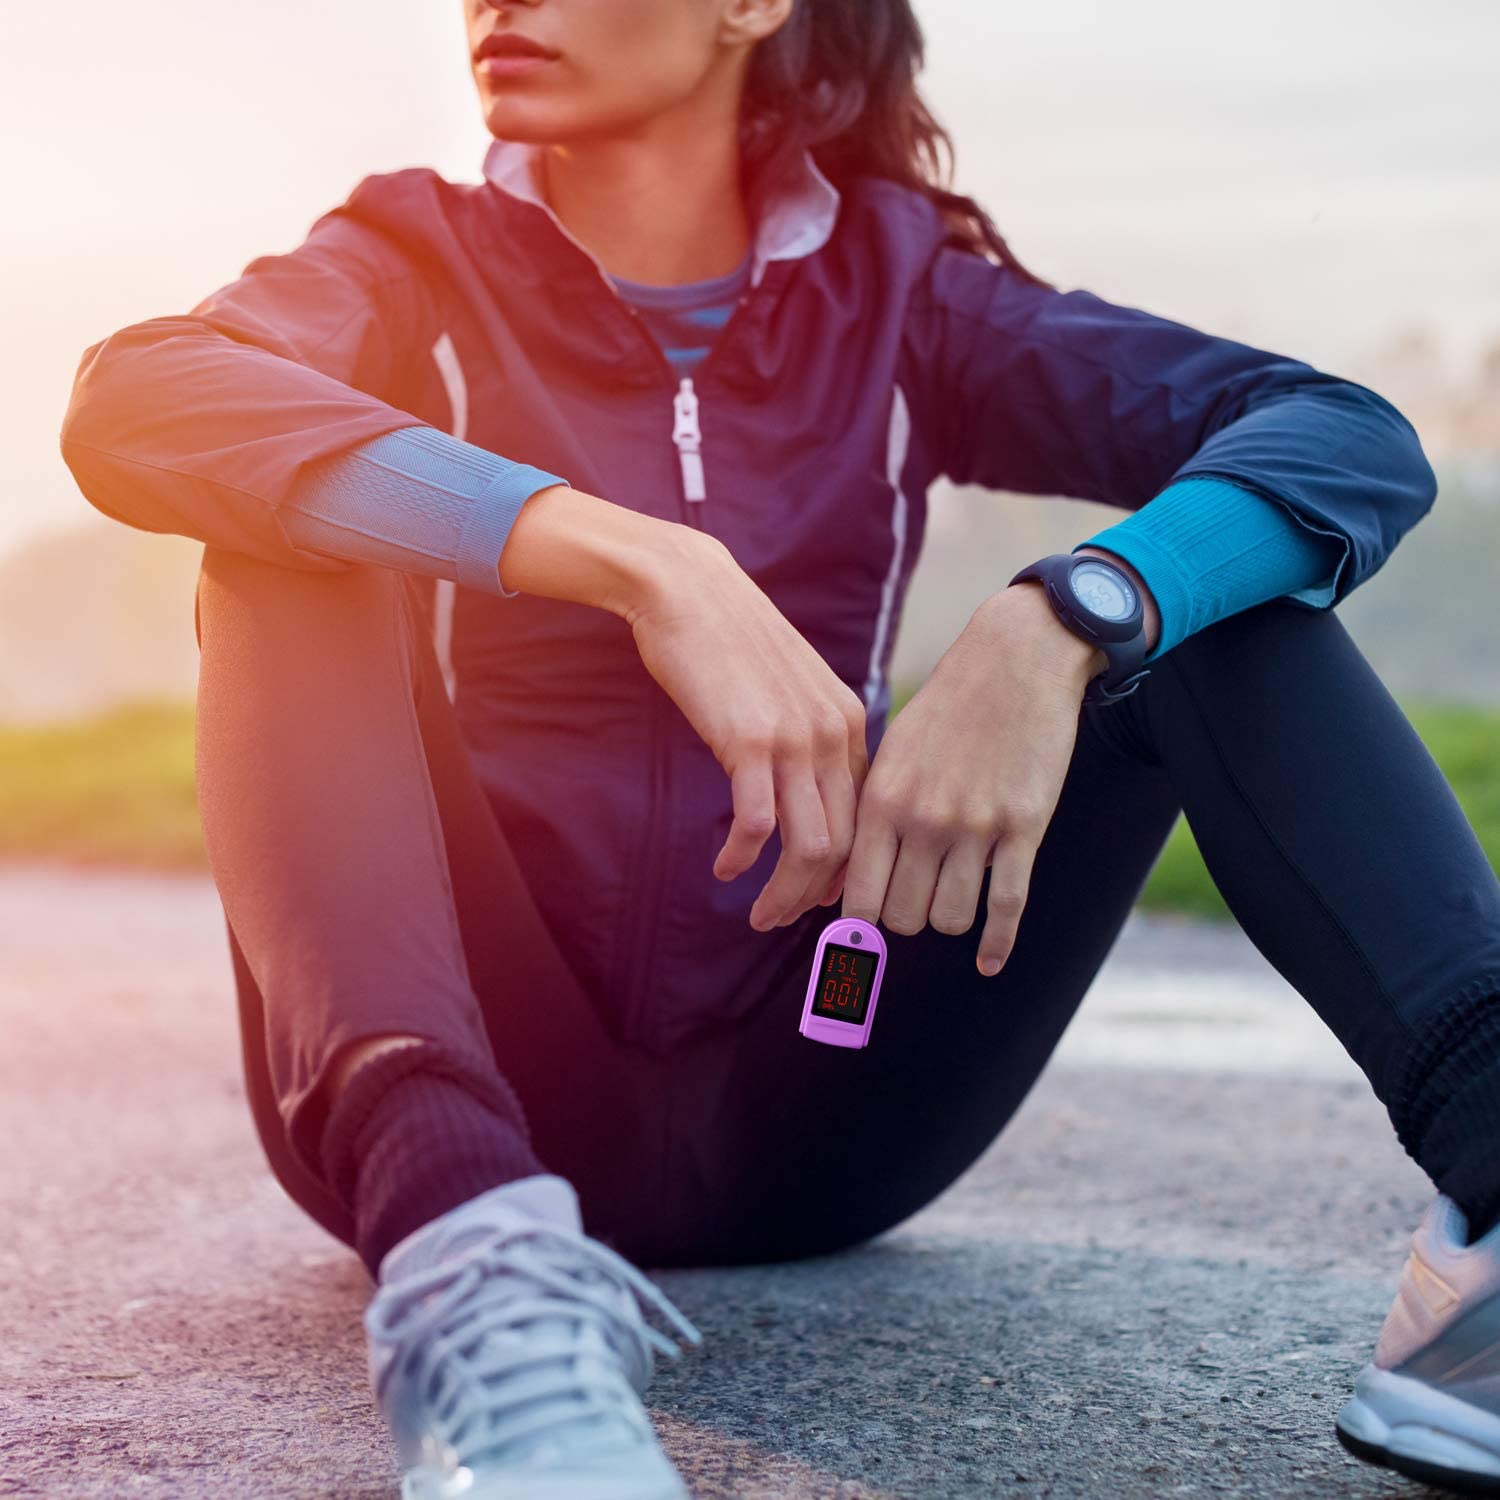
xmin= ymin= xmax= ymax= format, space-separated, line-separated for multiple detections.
xmin=193 ymin=544 xmax=1500 ymax=1272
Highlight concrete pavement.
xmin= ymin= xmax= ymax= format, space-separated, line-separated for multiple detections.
xmin=0 ymin=863 xmax=1443 ymax=1498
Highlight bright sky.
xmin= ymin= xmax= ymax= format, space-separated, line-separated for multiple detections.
xmin=5 ymin=0 xmax=1498 ymax=562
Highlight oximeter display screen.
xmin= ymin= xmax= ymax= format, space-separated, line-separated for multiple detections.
xmin=812 ymin=942 xmax=877 ymax=1026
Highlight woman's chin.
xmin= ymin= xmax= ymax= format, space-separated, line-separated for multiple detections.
xmin=478 ymin=97 xmax=587 ymax=147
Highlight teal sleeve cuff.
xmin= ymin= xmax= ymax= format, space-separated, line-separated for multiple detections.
xmin=1074 ymin=477 xmax=1348 ymax=662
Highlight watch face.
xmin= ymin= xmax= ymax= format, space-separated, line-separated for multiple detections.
xmin=1069 ymin=560 xmax=1137 ymax=622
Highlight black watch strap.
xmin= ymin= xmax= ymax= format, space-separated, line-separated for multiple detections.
xmin=1007 ymin=553 xmax=1151 ymax=705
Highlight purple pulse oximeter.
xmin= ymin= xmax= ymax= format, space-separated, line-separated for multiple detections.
xmin=798 ymin=916 xmax=888 ymax=1049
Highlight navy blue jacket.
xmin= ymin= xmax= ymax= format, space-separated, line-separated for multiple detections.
xmin=59 ymin=142 xmax=1436 ymax=1052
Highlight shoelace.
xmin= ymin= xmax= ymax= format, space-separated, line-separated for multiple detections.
xmin=366 ymin=1217 xmax=702 ymax=1471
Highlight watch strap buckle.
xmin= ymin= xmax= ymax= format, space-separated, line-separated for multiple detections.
xmin=1083 ymin=665 xmax=1151 ymax=705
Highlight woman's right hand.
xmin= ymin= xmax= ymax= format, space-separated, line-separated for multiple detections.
xmin=622 ymin=527 xmax=869 ymax=933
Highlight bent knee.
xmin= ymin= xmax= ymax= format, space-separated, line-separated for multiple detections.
xmin=196 ymin=543 xmax=404 ymax=616
xmin=194 ymin=545 xmax=416 ymax=660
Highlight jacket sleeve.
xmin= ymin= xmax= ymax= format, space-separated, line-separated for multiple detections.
xmin=904 ymin=245 xmax=1438 ymax=609
xmin=57 ymin=193 xmax=440 ymax=573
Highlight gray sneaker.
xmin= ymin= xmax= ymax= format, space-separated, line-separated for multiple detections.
xmin=363 ymin=1173 xmax=702 ymax=1499
xmin=1337 ymin=1193 xmax=1500 ymax=1491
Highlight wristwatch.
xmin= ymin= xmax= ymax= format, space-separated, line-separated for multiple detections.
xmin=1007 ymin=553 xmax=1151 ymax=704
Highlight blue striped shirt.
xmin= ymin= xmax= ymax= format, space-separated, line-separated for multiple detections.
xmin=607 ymin=253 xmax=752 ymax=377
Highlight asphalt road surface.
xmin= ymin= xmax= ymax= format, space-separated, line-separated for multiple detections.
xmin=0 ymin=863 xmax=1448 ymax=1499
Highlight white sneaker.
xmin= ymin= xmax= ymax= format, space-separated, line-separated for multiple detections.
xmin=1337 ymin=1193 xmax=1500 ymax=1491
xmin=362 ymin=1174 xmax=702 ymax=1499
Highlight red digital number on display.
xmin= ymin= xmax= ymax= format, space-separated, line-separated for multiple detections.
xmin=819 ymin=950 xmax=863 ymax=1012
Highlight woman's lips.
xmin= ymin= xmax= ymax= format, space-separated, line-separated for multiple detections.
xmin=478 ymin=53 xmax=558 ymax=80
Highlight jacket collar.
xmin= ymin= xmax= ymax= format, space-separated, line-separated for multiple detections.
xmin=480 ymin=136 xmax=840 ymax=291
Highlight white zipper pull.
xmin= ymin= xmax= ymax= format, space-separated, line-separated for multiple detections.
xmin=672 ymin=376 xmax=707 ymax=503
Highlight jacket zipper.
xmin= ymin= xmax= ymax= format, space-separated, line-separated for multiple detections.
xmin=672 ymin=377 xmax=708 ymax=517
xmin=493 ymin=193 xmax=787 ymax=1048
xmin=616 ymin=274 xmax=775 ymax=524
xmin=611 ymin=281 xmax=771 ymax=1046
xmin=617 ymin=376 xmax=707 ymax=1045
xmin=511 ymin=182 xmax=764 ymax=471
xmin=656 ymin=265 xmax=796 ymax=515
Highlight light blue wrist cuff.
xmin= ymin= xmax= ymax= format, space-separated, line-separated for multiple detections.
xmin=281 ymin=425 xmax=568 ymax=598
xmin=456 ymin=460 xmax=567 ymax=597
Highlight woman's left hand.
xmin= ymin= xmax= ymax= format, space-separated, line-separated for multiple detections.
xmin=829 ymin=583 xmax=1108 ymax=977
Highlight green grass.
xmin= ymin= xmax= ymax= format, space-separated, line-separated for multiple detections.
xmin=0 ymin=698 xmax=205 ymax=871
xmin=2 ymin=693 xmax=1496 ymax=921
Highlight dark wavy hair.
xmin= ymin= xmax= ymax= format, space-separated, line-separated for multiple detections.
xmin=740 ymin=0 xmax=1050 ymax=287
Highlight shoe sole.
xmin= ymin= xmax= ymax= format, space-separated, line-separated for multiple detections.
xmin=1336 ymin=1365 xmax=1500 ymax=1494
xmin=400 ymin=1464 xmax=690 ymax=1500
